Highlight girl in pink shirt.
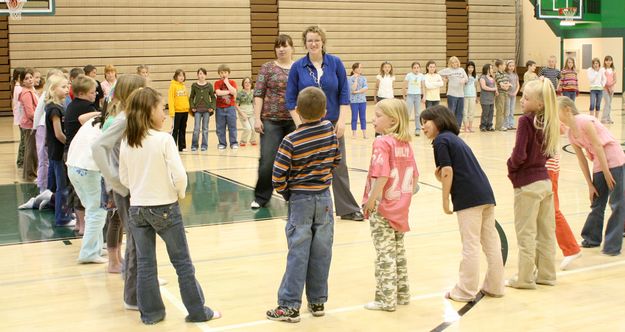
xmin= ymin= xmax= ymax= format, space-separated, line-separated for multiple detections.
xmin=558 ymin=96 xmax=625 ymax=256
xmin=18 ymin=68 xmax=39 ymax=181
xmin=362 ymin=99 xmax=418 ymax=312
xmin=602 ymin=55 xmax=616 ymax=124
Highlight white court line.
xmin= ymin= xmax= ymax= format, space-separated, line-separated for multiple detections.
xmin=162 ymin=258 xmax=625 ymax=331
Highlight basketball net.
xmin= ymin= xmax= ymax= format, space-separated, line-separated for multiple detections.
xmin=6 ymin=0 xmax=26 ymax=20
xmin=558 ymin=7 xmax=577 ymax=26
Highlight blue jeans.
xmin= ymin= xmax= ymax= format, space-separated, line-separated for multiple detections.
xmin=562 ymin=90 xmax=576 ymax=101
xmin=128 ymin=202 xmax=214 ymax=324
xmin=447 ymin=96 xmax=464 ymax=128
xmin=254 ymin=119 xmax=296 ymax=206
xmin=350 ymin=102 xmax=367 ymax=130
xmin=192 ymin=111 xmax=210 ymax=150
xmin=406 ymin=94 xmax=422 ymax=132
xmin=505 ymin=95 xmax=516 ymax=128
xmin=215 ymin=106 xmax=238 ymax=148
xmin=589 ymin=90 xmax=603 ymax=111
xmin=47 ymin=159 xmax=72 ymax=225
xmin=68 ymin=167 xmax=107 ymax=262
xmin=581 ymin=165 xmax=625 ymax=255
xmin=278 ymin=190 xmax=334 ymax=308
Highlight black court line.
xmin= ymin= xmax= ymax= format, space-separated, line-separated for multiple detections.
xmin=430 ymin=292 xmax=485 ymax=332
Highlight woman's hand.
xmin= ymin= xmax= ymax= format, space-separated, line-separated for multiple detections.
xmin=254 ymin=118 xmax=264 ymax=134
xmin=335 ymin=122 xmax=345 ymax=138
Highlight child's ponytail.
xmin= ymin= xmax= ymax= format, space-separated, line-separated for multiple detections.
xmin=537 ymin=79 xmax=560 ymax=157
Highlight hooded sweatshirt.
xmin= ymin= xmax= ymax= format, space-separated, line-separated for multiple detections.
xmin=168 ymin=80 xmax=190 ymax=116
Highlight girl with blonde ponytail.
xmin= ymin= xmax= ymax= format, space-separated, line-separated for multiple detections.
xmin=505 ymin=78 xmax=559 ymax=289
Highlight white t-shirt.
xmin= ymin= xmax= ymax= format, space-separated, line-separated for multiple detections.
xmin=66 ymin=118 xmax=102 ymax=171
xmin=376 ymin=74 xmax=395 ymax=99
xmin=119 ymin=129 xmax=187 ymax=206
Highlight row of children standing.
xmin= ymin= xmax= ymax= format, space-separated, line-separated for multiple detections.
xmin=167 ymin=65 xmax=256 ymax=152
xmin=349 ymin=57 xmax=521 ymax=137
xmin=525 ymin=54 xmax=617 ymax=123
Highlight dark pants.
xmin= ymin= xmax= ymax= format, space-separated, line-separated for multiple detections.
xmin=581 ymin=165 xmax=625 ymax=255
xmin=480 ymin=103 xmax=494 ymax=130
xmin=47 ymin=159 xmax=72 ymax=226
xmin=425 ymin=100 xmax=440 ymax=109
xmin=562 ymin=91 xmax=576 ymax=101
xmin=331 ymin=122 xmax=361 ymax=216
xmin=172 ymin=112 xmax=188 ymax=150
xmin=254 ymin=119 xmax=296 ymax=206
xmin=113 ymin=192 xmax=138 ymax=307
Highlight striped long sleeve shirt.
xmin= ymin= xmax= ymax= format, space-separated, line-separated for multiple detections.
xmin=272 ymin=120 xmax=341 ymax=201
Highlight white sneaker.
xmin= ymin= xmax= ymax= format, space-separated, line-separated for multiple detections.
xmin=560 ymin=252 xmax=582 ymax=270
xmin=57 ymin=219 xmax=77 ymax=227
xmin=250 ymin=201 xmax=261 ymax=209
xmin=124 ymin=302 xmax=139 ymax=311
xmin=78 ymin=256 xmax=108 ymax=264
xmin=363 ymin=301 xmax=395 ymax=312
xmin=18 ymin=197 xmax=36 ymax=210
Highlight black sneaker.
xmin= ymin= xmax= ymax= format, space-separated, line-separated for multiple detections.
xmin=308 ymin=303 xmax=325 ymax=317
xmin=341 ymin=211 xmax=364 ymax=221
xmin=266 ymin=306 xmax=300 ymax=323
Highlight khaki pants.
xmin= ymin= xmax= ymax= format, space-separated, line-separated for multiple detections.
xmin=512 ymin=180 xmax=556 ymax=288
xmin=450 ymin=204 xmax=504 ymax=301
xmin=369 ymin=212 xmax=410 ymax=308
xmin=495 ymin=93 xmax=507 ymax=130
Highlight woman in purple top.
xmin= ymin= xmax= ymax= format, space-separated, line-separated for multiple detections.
xmin=285 ymin=25 xmax=363 ymax=221
xmin=250 ymin=34 xmax=298 ymax=209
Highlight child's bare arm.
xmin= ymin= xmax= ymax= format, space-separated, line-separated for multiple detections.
xmin=363 ymin=176 xmax=389 ymax=216
xmin=52 ymin=115 xmax=66 ymax=144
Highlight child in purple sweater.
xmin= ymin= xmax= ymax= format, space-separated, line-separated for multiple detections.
xmin=506 ymin=78 xmax=560 ymax=290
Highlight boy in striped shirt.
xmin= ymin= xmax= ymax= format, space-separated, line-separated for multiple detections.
xmin=267 ymin=87 xmax=341 ymax=323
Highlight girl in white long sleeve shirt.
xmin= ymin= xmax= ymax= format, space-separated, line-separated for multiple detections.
xmin=118 ymin=87 xmax=220 ymax=325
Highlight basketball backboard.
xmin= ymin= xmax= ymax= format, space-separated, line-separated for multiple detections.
xmin=536 ymin=0 xmax=582 ymax=20
xmin=0 ymin=0 xmax=55 ymax=16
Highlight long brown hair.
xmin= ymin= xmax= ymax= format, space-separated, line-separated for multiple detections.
xmin=106 ymin=74 xmax=146 ymax=119
xmin=125 ymin=87 xmax=162 ymax=148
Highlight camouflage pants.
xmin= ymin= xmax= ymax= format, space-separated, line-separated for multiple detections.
xmin=369 ymin=211 xmax=410 ymax=308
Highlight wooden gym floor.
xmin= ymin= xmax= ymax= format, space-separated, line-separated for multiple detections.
xmin=1 ymin=95 xmax=625 ymax=331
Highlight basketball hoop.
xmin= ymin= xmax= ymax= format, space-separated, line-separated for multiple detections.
xmin=558 ymin=7 xmax=577 ymax=26
xmin=6 ymin=0 xmax=26 ymax=20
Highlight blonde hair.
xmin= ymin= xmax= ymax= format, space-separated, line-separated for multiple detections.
xmin=376 ymin=99 xmax=411 ymax=142
xmin=302 ymin=25 xmax=327 ymax=53
xmin=448 ymin=56 xmax=460 ymax=68
xmin=125 ymin=87 xmax=162 ymax=148
xmin=297 ymin=87 xmax=326 ymax=120
xmin=104 ymin=64 xmax=117 ymax=77
xmin=45 ymin=75 xmax=68 ymax=106
xmin=46 ymin=68 xmax=63 ymax=80
xmin=564 ymin=57 xmax=576 ymax=71
xmin=107 ymin=74 xmax=147 ymax=118
xmin=557 ymin=96 xmax=580 ymax=115
xmin=72 ymin=75 xmax=97 ymax=95
xmin=523 ymin=79 xmax=560 ymax=157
